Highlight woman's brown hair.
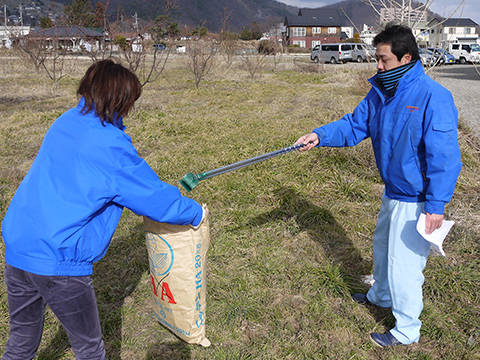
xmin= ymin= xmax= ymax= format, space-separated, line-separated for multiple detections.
xmin=77 ymin=60 xmax=142 ymax=125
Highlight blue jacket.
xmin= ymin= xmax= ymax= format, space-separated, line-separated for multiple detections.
xmin=313 ymin=60 xmax=462 ymax=215
xmin=2 ymin=98 xmax=203 ymax=276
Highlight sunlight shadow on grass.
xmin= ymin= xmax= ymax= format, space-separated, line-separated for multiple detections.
xmin=246 ymin=186 xmax=371 ymax=294
xmin=144 ymin=340 xmax=191 ymax=360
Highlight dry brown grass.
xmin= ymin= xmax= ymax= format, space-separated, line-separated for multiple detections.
xmin=0 ymin=52 xmax=479 ymax=360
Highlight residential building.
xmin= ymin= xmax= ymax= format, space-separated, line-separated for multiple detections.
xmin=104 ymin=30 xmax=152 ymax=52
xmin=342 ymin=26 xmax=354 ymax=40
xmin=0 ymin=25 xmax=30 ymax=48
xmin=380 ymin=5 xmax=428 ymax=24
xmin=28 ymin=26 xmax=105 ymax=52
xmin=427 ymin=18 xmax=479 ymax=47
xmin=360 ymin=24 xmax=376 ymax=45
xmin=284 ymin=8 xmax=342 ymax=48
xmin=412 ymin=21 xmax=430 ymax=47
xmin=260 ymin=22 xmax=286 ymax=43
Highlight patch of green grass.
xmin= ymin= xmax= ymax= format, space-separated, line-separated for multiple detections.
xmin=0 ymin=57 xmax=479 ymax=359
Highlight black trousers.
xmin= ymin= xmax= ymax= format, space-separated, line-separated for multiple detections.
xmin=2 ymin=264 xmax=107 ymax=360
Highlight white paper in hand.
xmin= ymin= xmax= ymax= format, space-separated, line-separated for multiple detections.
xmin=416 ymin=213 xmax=454 ymax=257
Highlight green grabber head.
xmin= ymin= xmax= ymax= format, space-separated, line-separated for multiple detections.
xmin=179 ymin=172 xmax=204 ymax=192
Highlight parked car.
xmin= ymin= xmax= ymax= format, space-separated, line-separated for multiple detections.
xmin=428 ymin=47 xmax=456 ymax=64
xmin=363 ymin=44 xmax=376 ymax=62
xmin=153 ymin=43 xmax=166 ymax=51
xmin=427 ymin=48 xmax=443 ymax=66
xmin=349 ymin=43 xmax=371 ymax=62
xmin=336 ymin=43 xmax=371 ymax=62
xmin=418 ymin=48 xmax=437 ymax=67
xmin=448 ymin=43 xmax=480 ymax=64
xmin=311 ymin=43 xmax=352 ymax=64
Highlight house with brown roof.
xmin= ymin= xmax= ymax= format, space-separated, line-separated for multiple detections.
xmin=28 ymin=26 xmax=105 ymax=52
xmin=284 ymin=8 xmax=343 ymax=48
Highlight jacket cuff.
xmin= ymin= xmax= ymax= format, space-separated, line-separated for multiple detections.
xmin=312 ymin=128 xmax=327 ymax=147
xmin=191 ymin=204 xmax=204 ymax=227
xmin=425 ymin=200 xmax=445 ymax=215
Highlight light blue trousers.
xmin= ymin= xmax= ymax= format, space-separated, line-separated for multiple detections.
xmin=366 ymin=195 xmax=431 ymax=344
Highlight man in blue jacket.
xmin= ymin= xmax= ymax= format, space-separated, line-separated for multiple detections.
xmin=296 ymin=24 xmax=462 ymax=347
xmin=1 ymin=60 xmax=205 ymax=359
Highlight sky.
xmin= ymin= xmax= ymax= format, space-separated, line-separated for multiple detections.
xmin=277 ymin=0 xmax=480 ymax=27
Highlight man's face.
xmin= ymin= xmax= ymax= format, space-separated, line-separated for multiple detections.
xmin=375 ymin=43 xmax=412 ymax=72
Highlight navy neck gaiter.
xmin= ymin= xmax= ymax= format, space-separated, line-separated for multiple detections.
xmin=376 ymin=61 xmax=416 ymax=97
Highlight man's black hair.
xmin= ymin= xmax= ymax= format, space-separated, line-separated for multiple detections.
xmin=373 ymin=23 xmax=420 ymax=62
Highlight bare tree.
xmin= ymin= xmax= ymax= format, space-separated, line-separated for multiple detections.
xmin=107 ymin=7 xmax=147 ymax=73
xmin=187 ymin=36 xmax=218 ymax=89
xmin=106 ymin=1 xmax=178 ymax=87
xmin=362 ymin=0 xmax=468 ymax=71
xmin=220 ymin=36 xmax=239 ymax=68
xmin=14 ymin=27 xmax=77 ymax=90
xmin=139 ymin=0 xmax=178 ymax=86
xmin=86 ymin=1 xmax=111 ymax=60
xmin=117 ymin=33 xmax=147 ymax=73
xmin=139 ymin=38 xmax=175 ymax=87
xmin=363 ymin=0 xmax=467 ymax=33
xmin=240 ymin=42 xmax=268 ymax=78
xmin=218 ymin=7 xmax=238 ymax=67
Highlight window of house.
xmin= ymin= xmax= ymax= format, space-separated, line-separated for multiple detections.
xmin=292 ymin=27 xmax=306 ymax=37
xmin=449 ymin=28 xmax=456 ymax=34
xmin=312 ymin=27 xmax=322 ymax=34
xmin=293 ymin=40 xmax=306 ymax=47
xmin=312 ymin=40 xmax=322 ymax=47
xmin=328 ymin=27 xmax=337 ymax=34
xmin=465 ymin=27 xmax=471 ymax=34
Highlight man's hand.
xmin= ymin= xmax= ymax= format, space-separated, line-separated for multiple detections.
xmin=425 ymin=212 xmax=443 ymax=235
xmin=294 ymin=133 xmax=319 ymax=152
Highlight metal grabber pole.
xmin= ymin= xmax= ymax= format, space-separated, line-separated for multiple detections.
xmin=179 ymin=143 xmax=308 ymax=192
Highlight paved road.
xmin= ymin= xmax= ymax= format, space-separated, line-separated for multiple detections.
xmin=433 ymin=64 xmax=480 ymax=137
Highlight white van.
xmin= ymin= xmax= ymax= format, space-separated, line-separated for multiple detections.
xmin=311 ymin=43 xmax=373 ymax=64
xmin=310 ymin=43 xmax=349 ymax=64
xmin=448 ymin=43 xmax=480 ymax=64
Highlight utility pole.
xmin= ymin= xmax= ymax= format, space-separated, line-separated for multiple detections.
xmin=3 ymin=4 xmax=7 ymax=29
xmin=133 ymin=12 xmax=138 ymax=33
xmin=19 ymin=4 xmax=23 ymax=27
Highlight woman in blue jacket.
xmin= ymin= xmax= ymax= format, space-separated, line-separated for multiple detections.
xmin=1 ymin=60 xmax=204 ymax=359
xmin=296 ymin=24 xmax=462 ymax=347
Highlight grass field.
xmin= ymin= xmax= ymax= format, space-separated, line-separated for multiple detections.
xmin=0 ymin=51 xmax=479 ymax=360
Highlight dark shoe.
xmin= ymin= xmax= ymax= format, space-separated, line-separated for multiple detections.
xmin=352 ymin=293 xmax=391 ymax=309
xmin=370 ymin=332 xmax=403 ymax=347
xmin=352 ymin=293 xmax=373 ymax=305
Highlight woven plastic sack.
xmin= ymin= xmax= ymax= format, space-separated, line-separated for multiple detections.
xmin=143 ymin=206 xmax=211 ymax=347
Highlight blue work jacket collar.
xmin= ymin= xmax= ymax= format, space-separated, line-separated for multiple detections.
xmin=76 ymin=97 xmax=125 ymax=130
xmin=369 ymin=60 xmax=424 ymax=103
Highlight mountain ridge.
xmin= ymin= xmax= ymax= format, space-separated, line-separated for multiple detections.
xmin=7 ymin=0 xmax=444 ymax=34
xmin=51 ymin=0 xmax=299 ymax=31
xmin=52 ymin=0 xmax=379 ymax=32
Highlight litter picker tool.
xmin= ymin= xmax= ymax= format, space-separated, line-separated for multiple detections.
xmin=179 ymin=143 xmax=309 ymax=192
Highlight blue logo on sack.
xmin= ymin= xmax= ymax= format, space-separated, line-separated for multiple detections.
xmin=146 ymin=233 xmax=174 ymax=277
